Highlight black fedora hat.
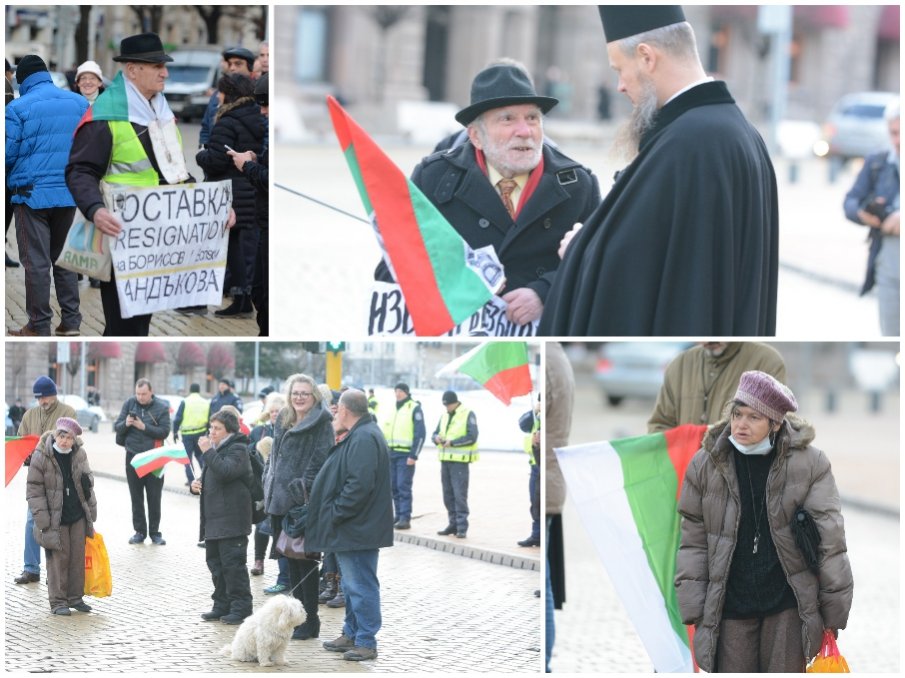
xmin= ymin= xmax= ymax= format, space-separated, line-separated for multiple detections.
xmin=455 ymin=64 xmax=558 ymax=126
xmin=113 ymin=33 xmax=174 ymax=64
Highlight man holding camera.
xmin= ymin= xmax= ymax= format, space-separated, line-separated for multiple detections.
xmin=844 ymin=100 xmax=900 ymax=336
xmin=114 ymin=378 xmax=171 ymax=545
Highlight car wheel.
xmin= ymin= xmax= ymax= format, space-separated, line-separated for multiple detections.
xmin=606 ymin=395 xmax=624 ymax=407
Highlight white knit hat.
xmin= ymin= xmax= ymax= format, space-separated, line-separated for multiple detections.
xmin=75 ymin=60 xmax=103 ymax=82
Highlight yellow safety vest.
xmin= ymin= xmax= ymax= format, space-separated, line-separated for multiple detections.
xmin=180 ymin=393 xmax=210 ymax=435
xmin=523 ymin=416 xmax=539 ymax=465
xmin=368 ymin=397 xmax=379 ymax=415
xmin=437 ymin=406 xmax=478 ymax=463
xmin=103 ymin=120 xmax=169 ymax=187
xmin=382 ymin=399 xmax=416 ymax=451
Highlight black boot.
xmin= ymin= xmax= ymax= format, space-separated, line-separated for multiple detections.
xmin=215 ymin=294 xmax=253 ymax=318
xmin=292 ymin=614 xmax=321 ymax=640
xmin=318 ymin=572 xmax=337 ymax=604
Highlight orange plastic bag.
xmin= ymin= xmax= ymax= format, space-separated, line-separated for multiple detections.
xmin=84 ymin=532 xmax=112 ymax=597
xmin=807 ymin=630 xmax=850 ymax=673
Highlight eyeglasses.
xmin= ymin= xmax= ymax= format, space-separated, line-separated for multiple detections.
xmin=291 ymin=391 xmax=314 ymax=400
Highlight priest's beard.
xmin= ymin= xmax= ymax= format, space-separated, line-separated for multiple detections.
xmin=612 ymin=77 xmax=659 ymax=162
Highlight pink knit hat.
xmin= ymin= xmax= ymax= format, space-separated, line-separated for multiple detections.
xmin=734 ymin=371 xmax=798 ymax=422
xmin=55 ymin=417 xmax=83 ymax=437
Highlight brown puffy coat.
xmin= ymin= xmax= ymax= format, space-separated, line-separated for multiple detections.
xmin=26 ymin=432 xmax=97 ymax=550
xmin=675 ymin=415 xmax=853 ymax=672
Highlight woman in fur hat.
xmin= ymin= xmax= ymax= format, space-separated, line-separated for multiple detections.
xmin=675 ymin=371 xmax=853 ymax=672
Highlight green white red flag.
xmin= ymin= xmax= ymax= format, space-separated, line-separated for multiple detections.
xmin=554 ymin=424 xmax=708 ymax=672
xmin=5 ymin=435 xmax=41 ymax=486
xmin=327 ymin=96 xmax=504 ymax=336
xmin=436 ymin=341 xmax=532 ymax=405
xmin=130 ymin=446 xmax=189 ymax=478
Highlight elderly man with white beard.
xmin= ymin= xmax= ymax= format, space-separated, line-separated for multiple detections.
xmin=541 ymin=6 xmax=779 ymax=337
xmin=373 ymin=61 xmax=600 ymax=328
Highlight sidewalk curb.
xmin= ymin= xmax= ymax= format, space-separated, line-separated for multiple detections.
xmin=94 ymin=470 xmax=540 ymax=571
xmin=841 ymin=494 xmax=899 ymax=519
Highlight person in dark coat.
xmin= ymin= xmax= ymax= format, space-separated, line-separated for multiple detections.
xmin=190 ymin=409 xmax=254 ymax=625
xmin=196 ymin=73 xmax=265 ymax=319
xmin=540 ymin=7 xmax=778 ymax=336
xmin=263 ymin=374 xmax=334 ymax=641
xmin=305 ymin=390 xmax=394 ymax=662
xmin=228 ymin=73 xmax=269 ymax=336
xmin=375 ymin=62 xmax=600 ymax=328
xmin=210 ymin=378 xmax=243 ymax=415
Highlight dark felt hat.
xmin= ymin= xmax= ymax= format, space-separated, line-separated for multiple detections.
xmin=15 ymin=55 xmax=47 ymax=85
xmin=455 ymin=64 xmax=558 ymax=126
xmin=598 ymin=6 xmax=687 ymax=43
xmin=113 ymin=33 xmax=174 ymax=63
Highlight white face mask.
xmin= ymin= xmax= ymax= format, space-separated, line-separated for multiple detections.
xmin=729 ymin=434 xmax=773 ymax=456
xmin=53 ymin=442 xmax=72 ymax=455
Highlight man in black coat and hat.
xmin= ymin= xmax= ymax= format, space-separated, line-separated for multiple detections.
xmin=376 ymin=61 xmax=600 ymax=328
xmin=540 ymin=6 xmax=778 ymax=336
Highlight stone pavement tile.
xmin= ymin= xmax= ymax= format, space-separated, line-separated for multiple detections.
xmin=5 ymin=473 xmax=541 ymax=673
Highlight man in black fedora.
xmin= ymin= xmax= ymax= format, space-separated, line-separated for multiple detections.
xmin=375 ymin=60 xmax=600 ymax=329
xmin=540 ymin=6 xmax=778 ymax=336
xmin=66 ymin=33 xmax=234 ymax=336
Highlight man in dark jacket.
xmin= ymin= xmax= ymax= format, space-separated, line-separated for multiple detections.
xmin=6 ymin=54 xmax=88 ymax=336
xmin=114 ymin=378 xmax=171 ymax=545
xmin=199 ymin=46 xmax=255 ymax=149
xmin=210 ymin=378 xmax=242 ymax=415
xmin=306 ymin=390 xmax=393 ymax=662
xmin=375 ymin=61 xmax=600 ymax=329
xmin=190 ymin=409 xmax=254 ymax=625
xmin=540 ymin=7 xmax=778 ymax=336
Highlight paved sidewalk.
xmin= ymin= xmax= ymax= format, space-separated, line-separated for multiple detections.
xmin=5 ymin=433 xmax=541 ymax=672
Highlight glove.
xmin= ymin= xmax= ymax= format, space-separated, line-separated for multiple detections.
xmin=173 ymin=433 xmax=179 ymax=442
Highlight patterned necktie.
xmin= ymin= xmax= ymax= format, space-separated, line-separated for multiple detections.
xmin=497 ymin=178 xmax=518 ymax=218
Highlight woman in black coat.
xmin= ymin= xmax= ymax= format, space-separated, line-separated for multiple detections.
xmin=263 ymin=374 xmax=335 ymax=640
xmin=196 ymin=73 xmax=265 ymax=318
xmin=191 ymin=410 xmax=254 ymax=625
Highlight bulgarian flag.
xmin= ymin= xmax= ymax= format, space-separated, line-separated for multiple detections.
xmin=327 ymin=96 xmax=503 ymax=336
xmin=75 ymin=71 xmax=130 ymax=132
xmin=436 ymin=341 xmax=532 ymax=405
xmin=555 ymin=424 xmax=708 ymax=672
xmin=5 ymin=435 xmax=40 ymax=486
xmin=130 ymin=446 xmax=189 ymax=479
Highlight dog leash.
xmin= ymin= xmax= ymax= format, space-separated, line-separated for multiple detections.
xmin=283 ymin=560 xmax=321 ymax=598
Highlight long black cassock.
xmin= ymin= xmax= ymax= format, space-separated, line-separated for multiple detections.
xmin=539 ymin=81 xmax=778 ymax=337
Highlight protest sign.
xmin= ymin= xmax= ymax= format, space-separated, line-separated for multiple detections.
xmin=366 ymin=281 xmax=539 ymax=337
xmin=108 ymin=181 xmax=231 ymax=318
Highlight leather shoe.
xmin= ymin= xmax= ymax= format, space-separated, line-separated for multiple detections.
xmin=150 ymin=534 xmax=166 ymax=545
xmin=323 ymin=634 xmax=355 ymax=652
xmin=394 ymin=520 xmax=411 ymax=530
xmin=455 ymin=531 xmax=467 ymax=539
xmin=52 ymin=607 xmax=71 ymax=616
xmin=220 ymin=612 xmax=249 ymax=625
xmin=128 ymin=533 xmax=146 ymax=544
xmin=72 ymin=602 xmax=92 ymax=612
xmin=517 ymin=537 xmax=540 ymax=547
xmin=201 ymin=609 xmax=229 ymax=621
xmin=6 ymin=253 xmax=20 ymax=268
xmin=14 ymin=571 xmax=39 ymax=584
xmin=8 ymin=325 xmax=41 ymax=337
xmin=54 ymin=324 xmax=80 ymax=337
xmin=436 ymin=525 xmax=456 ymax=536
xmin=291 ymin=615 xmax=320 ymax=639
xmin=343 ymin=646 xmax=378 ymax=661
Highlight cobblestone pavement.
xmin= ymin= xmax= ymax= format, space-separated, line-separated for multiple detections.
xmin=6 ymin=460 xmax=541 ymax=673
xmin=5 ymin=122 xmax=259 ymax=338
xmin=549 ymin=375 xmax=899 ymax=672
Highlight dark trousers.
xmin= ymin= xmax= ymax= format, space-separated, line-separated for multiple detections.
xmin=390 ymin=452 xmax=416 ymax=522
xmin=254 ymin=526 xmax=270 ymax=561
xmin=715 ymin=607 xmax=805 ymax=672
xmin=205 ymin=535 xmax=252 ymax=616
xmin=251 ymin=228 xmax=268 ymax=336
xmin=125 ymin=453 xmax=164 ymax=536
xmin=225 ymin=227 xmax=258 ymax=296
xmin=101 ymin=275 xmax=152 ymax=336
xmin=271 ymin=515 xmax=319 ymax=617
xmin=45 ymin=517 xmax=87 ymax=611
xmin=529 ymin=464 xmax=540 ymax=540
xmin=14 ymin=204 xmax=81 ymax=334
xmin=181 ymin=433 xmax=204 ymax=482
xmin=440 ymin=460 xmax=470 ymax=532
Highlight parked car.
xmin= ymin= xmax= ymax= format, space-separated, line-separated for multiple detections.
xmin=595 ymin=342 xmax=691 ymax=406
xmin=156 ymin=395 xmax=185 ymax=424
xmin=164 ymin=48 xmax=222 ymax=122
xmin=813 ymin=91 xmax=899 ymax=164
xmin=58 ymin=394 xmax=107 ymax=433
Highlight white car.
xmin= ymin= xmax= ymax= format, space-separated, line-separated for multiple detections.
xmin=58 ymin=395 xmax=107 ymax=433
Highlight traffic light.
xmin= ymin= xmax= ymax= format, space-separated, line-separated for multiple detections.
xmin=326 ymin=342 xmax=346 ymax=354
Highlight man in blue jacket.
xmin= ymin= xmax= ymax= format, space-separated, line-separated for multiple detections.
xmin=6 ymin=55 xmax=88 ymax=336
xmin=305 ymin=390 xmax=393 ymax=662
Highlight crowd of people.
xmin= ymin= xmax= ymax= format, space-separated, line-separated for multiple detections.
xmin=5 ymin=32 xmax=269 ymax=336
xmin=14 ymin=372 xmax=539 ymax=663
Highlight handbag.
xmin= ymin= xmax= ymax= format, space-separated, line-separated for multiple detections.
xmin=84 ymin=532 xmax=112 ymax=597
xmin=54 ymin=211 xmax=113 ymax=282
xmin=275 ymin=530 xmax=319 ymax=561
xmin=807 ymin=630 xmax=850 ymax=673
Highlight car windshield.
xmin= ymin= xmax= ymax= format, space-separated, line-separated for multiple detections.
xmin=841 ymin=103 xmax=887 ymax=119
xmin=166 ymin=65 xmax=211 ymax=84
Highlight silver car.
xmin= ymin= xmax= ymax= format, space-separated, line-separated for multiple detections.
xmin=595 ymin=342 xmax=691 ymax=407
xmin=814 ymin=91 xmax=898 ymax=163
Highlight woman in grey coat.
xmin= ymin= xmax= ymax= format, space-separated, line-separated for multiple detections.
xmin=263 ymin=373 xmax=334 ymax=641
xmin=26 ymin=417 xmax=97 ymax=615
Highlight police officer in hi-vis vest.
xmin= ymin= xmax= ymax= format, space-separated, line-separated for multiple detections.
xmin=172 ymin=383 xmax=211 ymax=485
xmin=431 ymin=391 xmax=479 ymax=539
xmin=380 ymin=383 xmax=425 ymax=530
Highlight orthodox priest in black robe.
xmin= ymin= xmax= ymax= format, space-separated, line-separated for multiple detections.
xmin=539 ymin=6 xmax=778 ymax=336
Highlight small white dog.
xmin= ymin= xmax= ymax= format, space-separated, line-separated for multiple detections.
xmin=220 ymin=595 xmax=305 ymax=667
